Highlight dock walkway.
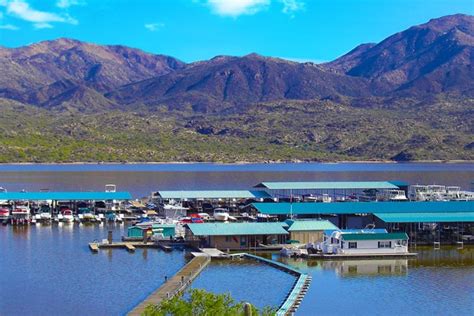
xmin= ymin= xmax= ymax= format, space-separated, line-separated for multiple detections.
xmin=244 ymin=253 xmax=311 ymax=315
xmin=128 ymin=255 xmax=211 ymax=316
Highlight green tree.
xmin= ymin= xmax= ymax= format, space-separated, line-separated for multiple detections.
xmin=142 ymin=289 xmax=276 ymax=316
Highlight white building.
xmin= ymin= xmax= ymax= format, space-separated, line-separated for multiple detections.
xmin=321 ymin=229 xmax=409 ymax=255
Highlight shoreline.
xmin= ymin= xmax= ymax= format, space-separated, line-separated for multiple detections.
xmin=0 ymin=160 xmax=472 ymax=165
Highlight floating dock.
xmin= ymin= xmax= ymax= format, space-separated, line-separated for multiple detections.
xmin=88 ymin=241 xmax=160 ymax=252
xmin=128 ymin=255 xmax=211 ymax=316
xmin=243 ymin=253 xmax=311 ymax=315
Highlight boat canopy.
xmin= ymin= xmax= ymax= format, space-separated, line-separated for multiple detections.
xmin=0 ymin=191 xmax=132 ymax=201
xmin=254 ymin=181 xmax=401 ymax=190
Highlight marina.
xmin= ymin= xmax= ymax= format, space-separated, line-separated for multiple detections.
xmin=0 ymin=163 xmax=473 ymax=315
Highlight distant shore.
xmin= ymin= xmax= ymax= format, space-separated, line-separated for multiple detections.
xmin=0 ymin=160 xmax=472 ymax=165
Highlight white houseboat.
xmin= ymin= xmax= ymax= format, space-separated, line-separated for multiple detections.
xmin=319 ymin=229 xmax=410 ymax=256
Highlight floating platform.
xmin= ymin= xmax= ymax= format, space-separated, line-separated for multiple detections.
xmin=88 ymin=241 xmax=160 ymax=252
xmin=243 ymin=253 xmax=310 ymax=315
xmin=306 ymin=252 xmax=417 ymax=259
xmin=128 ymin=255 xmax=211 ymax=315
xmin=199 ymin=248 xmax=228 ymax=258
xmin=89 ymin=243 xmax=99 ymax=253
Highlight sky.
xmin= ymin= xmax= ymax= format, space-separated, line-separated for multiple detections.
xmin=0 ymin=0 xmax=472 ymax=62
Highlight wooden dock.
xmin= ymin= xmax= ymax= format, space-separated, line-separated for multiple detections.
xmin=128 ymin=255 xmax=211 ymax=316
xmin=88 ymin=241 xmax=163 ymax=252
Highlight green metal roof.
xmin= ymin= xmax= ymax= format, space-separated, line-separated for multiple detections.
xmin=152 ymin=224 xmax=176 ymax=229
xmin=187 ymin=222 xmax=289 ymax=236
xmin=287 ymin=220 xmax=338 ymax=231
xmin=156 ymin=190 xmax=271 ymax=199
xmin=253 ymin=201 xmax=474 ymax=215
xmin=375 ymin=212 xmax=474 ymax=223
xmin=0 ymin=191 xmax=132 ymax=201
xmin=254 ymin=181 xmax=399 ymax=190
xmin=341 ymin=232 xmax=408 ymax=241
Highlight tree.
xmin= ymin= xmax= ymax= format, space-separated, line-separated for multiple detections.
xmin=142 ymin=289 xmax=276 ymax=316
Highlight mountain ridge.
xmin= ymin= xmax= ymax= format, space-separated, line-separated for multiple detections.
xmin=0 ymin=14 xmax=472 ymax=162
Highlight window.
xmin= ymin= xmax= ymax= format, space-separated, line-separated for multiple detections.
xmin=378 ymin=241 xmax=392 ymax=248
xmin=348 ymin=242 xmax=357 ymax=249
xmin=225 ymin=236 xmax=231 ymax=242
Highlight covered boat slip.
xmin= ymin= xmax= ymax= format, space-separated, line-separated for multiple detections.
xmin=253 ymin=201 xmax=474 ymax=216
xmin=152 ymin=190 xmax=272 ymax=214
xmin=0 ymin=191 xmax=132 ymax=201
xmin=253 ymin=201 xmax=474 ymax=245
xmin=153 ymin=190 xmax=271 ymax=200
xmin=0 ymin=191 xmax=132 ymax=215
xmin=253 ymin=181 xmax=407 ymax=201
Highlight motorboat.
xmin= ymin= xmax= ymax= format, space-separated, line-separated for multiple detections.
xmin=105 ymin=211 xmax=116 ymax=222
xmin=78 ymin=207 xmax=95 ymax=222
xmin=0 ymin=207 xmax=10 ymax=220
xmin=213 ymin=208 xmax=229 ymax=221
xmin=377 ymin=189 xmax=408 ymax=201
xmin=62 ymin=209 xmax=74 ymax=223
xmin=197 ymin=213 xmax=210 ymax=221
xmin=280 ymin=245 xmax=305 ymax=257
xmin=11 ymin=205 xmax=30 ymax=225
xmin=135 ymin=217 xmax=164 ymax=228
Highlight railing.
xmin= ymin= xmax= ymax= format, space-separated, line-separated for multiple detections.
xmin=243 ymin=253 xmax=310 ymax=315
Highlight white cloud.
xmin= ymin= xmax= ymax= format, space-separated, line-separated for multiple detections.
xmin=1 ymin=0 xmax=78 ymax=28
xmin=206 ymin=0 xmax=270 ymax=17
xmin=202 ymin=0 xmax=304 ymax=17
xmin=34 ymin=22 xmax=53 ymax=29
xmin=145 ymin=22 xmax=164 ymax=32
xmin=280 ymin=0 xmax=304 ymax=16
xmin=0 ymin=23 xmax=19 ymax=30
xmin=56 ymin=0 xmax=85 ymax=9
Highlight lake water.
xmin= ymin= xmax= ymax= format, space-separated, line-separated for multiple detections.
xmin=0 ymin=162 xmax=472 ymax=197
xmin=279 ymin=246 xmax=474 ymax=315
xmin=0 ymin=163 xmax=473 ymax=315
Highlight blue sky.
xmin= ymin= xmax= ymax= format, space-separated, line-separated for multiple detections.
xmin=0 ymin=0 xmax=472 ymax=62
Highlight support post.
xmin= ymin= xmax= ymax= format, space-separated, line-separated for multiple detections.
xmin=108 ymin=230 xmax=113 ymax=244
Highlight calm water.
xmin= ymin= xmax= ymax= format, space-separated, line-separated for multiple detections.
xmin=0 ymin=163 xmax=473 ymax=315
xmin=0 ymin=163 xmax=472 ymax=197
xmin=0 ymin=224 xmax=187 ymax=315
xmin=278 ymin=246 xmax=474 ymax=315
xmin=190 ymin=260 xmax=296 ymax=309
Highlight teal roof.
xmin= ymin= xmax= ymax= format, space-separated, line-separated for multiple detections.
xmin=341 ymin=232 xmax=408 ymax=241
xmin=375 ymin=212 xmax=474 ymax=223
xmin=254 ymin=181 xmax=399 ymax=190
xmin=287 ymin=220 xmax=338 ymax=231
xmin=152 ymin=224 xmax=176 ymax=229
xmin=156 ymin=190 xmax=271 ymax=199
xmin=187 ymin=222 xmax=289 ymax=236
xmin=253 ymin=201 xmax=474 ymax=215
xmin=0 ymin=191 xmax=132 ymax=201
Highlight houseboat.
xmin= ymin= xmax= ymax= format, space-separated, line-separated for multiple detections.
xmin=315 ymin=229 xmax=412 ymax=257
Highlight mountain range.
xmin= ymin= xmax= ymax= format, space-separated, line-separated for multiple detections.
xmin=0 ymin=14 xmax=472 ymax=162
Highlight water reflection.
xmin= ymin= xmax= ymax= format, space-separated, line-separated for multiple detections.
xmin=323 ymin=259 xmax=408 ymax=277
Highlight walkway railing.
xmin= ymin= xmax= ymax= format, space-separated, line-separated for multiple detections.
xmin=128 ymin=255 xmax=211 ymax=315
xmin=243 ymin=253 xmax=311 ymax=315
